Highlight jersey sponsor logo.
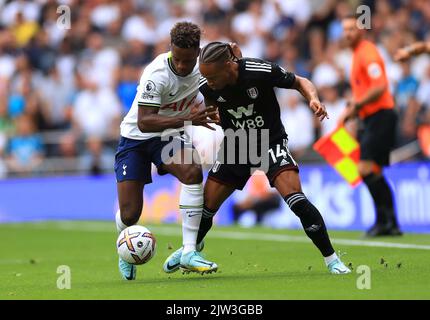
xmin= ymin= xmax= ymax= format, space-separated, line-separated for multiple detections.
xmin=161 ymin=95 xmax=197 ymax=112
xmin=247 ymin=87 xmax=259 ymax=99
xmin=227 ymin=104 xmax=265 ymax=129
xmin=227 ymin=104 xmax=254 ymax=119
xmin=230 ymin=117 xmax=264 ymax=129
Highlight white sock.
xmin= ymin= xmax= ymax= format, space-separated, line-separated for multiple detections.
xmin=115 ymin=209 xmax=128 ymax=233
xmin=324 ymin=252 xmax=339 ymax=266
xmin=180 ymin=183 xmax=203 ymax=254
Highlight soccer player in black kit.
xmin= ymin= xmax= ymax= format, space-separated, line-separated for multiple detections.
xmin=197 ymin=42 xmax=350 ymax=274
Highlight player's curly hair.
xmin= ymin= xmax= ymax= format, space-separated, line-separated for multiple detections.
xmin=199 ymin=41 xmax=239 ymax=64
xmin=170 ymin=22 xmax=201 ymax=49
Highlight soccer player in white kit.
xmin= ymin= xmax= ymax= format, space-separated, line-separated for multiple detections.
xmin=114 ymin=22 xmax=219 ymax=280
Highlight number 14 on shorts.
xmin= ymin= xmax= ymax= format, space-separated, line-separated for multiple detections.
xmin=268 ymin=142 xmax=297 ymax=166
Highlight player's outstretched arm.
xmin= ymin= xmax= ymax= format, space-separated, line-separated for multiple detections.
xmin=395 ymin=41 xmax=430 ymax=61
xmin=292 ymin=75 xmax=329 ymax=121
xmin=138 ymin=105 xmax=219 ymax=133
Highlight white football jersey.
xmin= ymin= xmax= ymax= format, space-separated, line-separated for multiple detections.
xmin=120 ymin=52 xmax=200 ymax=140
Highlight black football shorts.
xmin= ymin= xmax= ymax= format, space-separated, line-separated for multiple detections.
xmin=208 ymin=135 xmax=299 ymax=190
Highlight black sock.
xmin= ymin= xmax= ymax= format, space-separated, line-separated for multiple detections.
xmin=285 ymin=192 xmax=335 ymax=257
xmin=197 ymin=206 xmax=216 ymax=245
xmin=363 ymin=173 xmax=398 ymax=227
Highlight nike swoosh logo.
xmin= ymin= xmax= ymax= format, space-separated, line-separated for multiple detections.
xmin=186 ymin=211 xmax=201 ymax=218
xmin=125 ymin=266 xmax=136 ymax=280
xmin=169 ymin=92 xmax=177 ymax=96
xmin=166 ymin=262 xmax=180 ymax=270
xmin=194 ymin=260 xmax=213 ymax=266
xmin=188 ymin=213 xmax=201 ymax=217
xmin=334 ymin=268 xmax=348 ymax=274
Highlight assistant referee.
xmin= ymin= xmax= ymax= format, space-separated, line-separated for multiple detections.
xmin=340 ymin=14 xmax=402 ymax=237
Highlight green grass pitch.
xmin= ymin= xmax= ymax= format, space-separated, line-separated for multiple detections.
xmin=1 ymin=221 xmax=429 ymax=300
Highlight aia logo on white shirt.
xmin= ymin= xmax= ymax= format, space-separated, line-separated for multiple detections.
xmin=161 ymin=95 xmax=197 ymax=112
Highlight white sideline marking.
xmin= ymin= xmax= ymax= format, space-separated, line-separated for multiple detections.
xmin=9 ymin=221 xmax=430 ymax=251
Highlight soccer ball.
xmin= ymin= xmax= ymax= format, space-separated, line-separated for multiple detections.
xmin=117 ymin=225 xmax=156 ymax=265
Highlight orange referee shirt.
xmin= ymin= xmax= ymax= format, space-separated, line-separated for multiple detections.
xmin=350 ymin=39 xmax=394 ymax=119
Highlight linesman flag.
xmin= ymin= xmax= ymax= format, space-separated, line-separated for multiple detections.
xmin=313 ymin=126 xmax=362 ymax=187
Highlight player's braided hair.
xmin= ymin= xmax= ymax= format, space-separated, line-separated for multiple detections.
xmin=170 ymin=21 xmax=201 ymax=49
xmin=199 ymin=42 xmax=239 ymax=64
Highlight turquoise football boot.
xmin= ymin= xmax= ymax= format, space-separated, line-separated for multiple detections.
xmin=119 ymin=258 xmax=136 ymax=280
xmin=163 ymin=241 xmax=204 ymax=273
xmin=327 ymin=258 xmax=351 ymax=274
xmin=180 ymin=251 xmax=218 ymax=275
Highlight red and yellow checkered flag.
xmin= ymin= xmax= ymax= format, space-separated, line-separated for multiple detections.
xmin=313 ymin=126 xmax=362 ymax=187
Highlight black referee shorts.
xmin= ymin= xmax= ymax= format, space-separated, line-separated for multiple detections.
xmin=359 ymin=109 xmax=398 ymax=167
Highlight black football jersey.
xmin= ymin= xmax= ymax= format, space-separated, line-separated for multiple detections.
xmin=199 ymin=58 xmax=296 ymax=143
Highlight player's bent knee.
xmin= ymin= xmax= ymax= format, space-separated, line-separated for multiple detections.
xmin=203 ymin=189 xmax=226 ymax=213
xmin=203 ymin=190 xmax=217 ymax=212
xmin=273 ymin=170 xmax=302 ymax=196
xmin=119 ymin=204 xmax=141 ymax=226
xmin=179 ymin=166 xmax=203 ymax=184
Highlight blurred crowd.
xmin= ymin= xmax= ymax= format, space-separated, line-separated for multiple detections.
xmin=0 ymin=0 xmax=430 ymax=178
